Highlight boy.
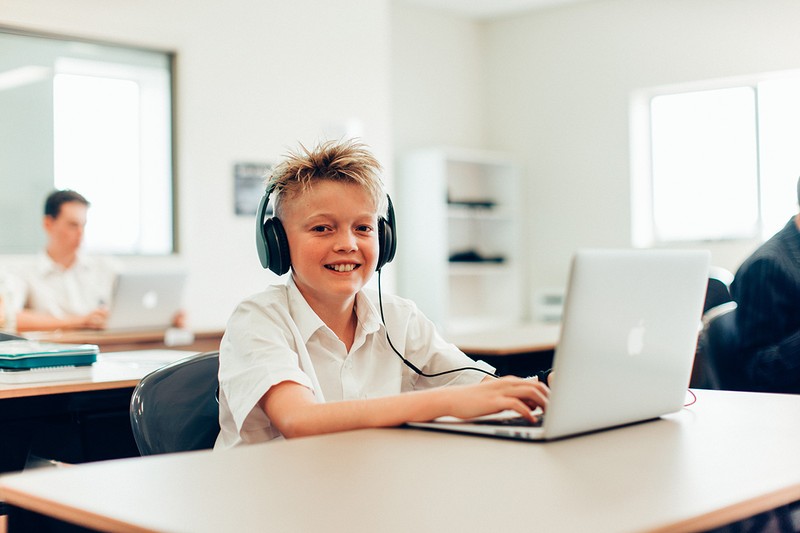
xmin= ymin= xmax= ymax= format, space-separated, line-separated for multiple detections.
xmin=215 ymin=139 xmax=548 ymax=449
xmin=12 ymin=189 xmax=185 ymax=332
xmin=15 ymin=190 xmax=117 ymax=331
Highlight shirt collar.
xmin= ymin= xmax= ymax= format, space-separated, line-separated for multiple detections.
xmin=285 ymin=276 xmax=328 ymax=345
xmin=35 ymin=252 xmax=90 ymax=276
xmin=285 ymin=276 xmax=383 ymax=344
xmin=354 ymin=289 xmax=382 ymax=336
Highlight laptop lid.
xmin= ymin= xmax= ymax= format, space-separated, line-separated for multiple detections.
xmin=408 ymin=249 xmax=710 ymax=441
xmin=105 ymin=271 xmax=186 ymax=331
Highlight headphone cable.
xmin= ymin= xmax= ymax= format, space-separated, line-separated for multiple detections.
xmin=376 ymin=269 xmax=499 ymax=379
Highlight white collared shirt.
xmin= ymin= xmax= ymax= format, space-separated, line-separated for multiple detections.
xmin=215 ymin=276 xmax=494 ymax=449
xmin=13 ymin=253 xmax=119 ymax=317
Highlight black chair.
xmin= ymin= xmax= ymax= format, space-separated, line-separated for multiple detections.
xmin=703 ymin=266 xmax=734 ymax=315
xmin=692 ymin=302 xmax=740 ymax=390
xmin=129 ymin=351 xmax=220 ymax=456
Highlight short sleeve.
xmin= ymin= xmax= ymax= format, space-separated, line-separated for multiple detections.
xmin=217 ymin=293 xmax=315 ymax=445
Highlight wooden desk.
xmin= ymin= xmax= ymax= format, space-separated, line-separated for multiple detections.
xmin=449 ymin=322 xmax=560 ymax=376
xmin=2 ymin=389 xmax=798 ymax=532
xmin=449 ymin=322 xmax=560 ymax=356
xmin=0 ymin=350 xmax=197 ymax=400
xmin=27 ymin=328 xmax=224 ymax=353
xmin=0 ymin=350 xmax=196 ymax=473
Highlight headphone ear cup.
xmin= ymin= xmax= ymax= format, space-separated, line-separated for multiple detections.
xmin=263 ymin=218 xmax=291 ymax=275
xmin=377 ymin=218 xmax=391 ymax=271
xmin=255 ymin=187 xmax=291 ymax=275
xmin=376 ymin=195 xmax=397 ymax=271
xmin=256 ymin=192 xmax=272 ymax=270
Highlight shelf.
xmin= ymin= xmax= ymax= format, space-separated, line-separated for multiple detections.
xmin=447 ymin=206 xmax=514 ymax=221
xmin=444 ymin=316 xmax=521 ymax=337
xmin=397 ymin=148 xmax=523 ymax=332
xmin=448 ymin=262 xmax=511 ymax=275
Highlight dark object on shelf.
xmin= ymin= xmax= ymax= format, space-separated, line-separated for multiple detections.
xmin=449 ymin=250 xmax=506 ymax=263
xmin=447 ymin=199 xmax=496 ymax=209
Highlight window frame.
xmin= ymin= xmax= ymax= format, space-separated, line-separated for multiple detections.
xmin=630 ymin=69 xmax=800 ymax=248
xmin=0 ymin=26 xmax=178 ymax=256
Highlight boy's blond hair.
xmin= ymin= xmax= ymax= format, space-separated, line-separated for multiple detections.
xmin=267 ymin=139 xmax=387 ymax=218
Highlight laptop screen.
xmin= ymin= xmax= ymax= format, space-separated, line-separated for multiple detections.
xmin=105 ymin=271 xmax=186 ymax=331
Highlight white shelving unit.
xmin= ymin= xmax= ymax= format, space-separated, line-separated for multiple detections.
xmin=396 ymin=148 xmax=523 ymax=335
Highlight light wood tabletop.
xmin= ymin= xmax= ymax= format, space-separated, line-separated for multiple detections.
xmin=24 ymin=328 xmax=224 ymax=354
xmin=0 ymin=349 xmax=198 ymax=400
xmin=448 ymin=322 xmax=560 ymax=355
xmin=1 ymin=389 xmax=798 ymax=533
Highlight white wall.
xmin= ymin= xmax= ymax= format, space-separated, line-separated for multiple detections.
xmin=485 ymin=0 xmax=800 ymax=296
xmin=7 ymin=0 xmax=799 ymax=328
xmin=0 ymin=0 xmax=393 ymax=328
xmin=391 ymin=2 xmax=487 ymax=154
xmin=391 ymin=0 xmax=800 ymax=320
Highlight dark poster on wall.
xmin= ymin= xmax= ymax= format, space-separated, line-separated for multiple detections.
xmin=234 ymin=162 xmax=273 ymax=216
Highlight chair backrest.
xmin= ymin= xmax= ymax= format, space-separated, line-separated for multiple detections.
xmin=693 ymin=303 xmax=745 ymax=390
xmin=130 ymin=351 xmax=220 ymax=456
xmin=703 ymin=266 xmax=734 ymax=315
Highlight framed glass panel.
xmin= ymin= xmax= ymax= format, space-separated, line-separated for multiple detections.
xmin=0 ymin=28 xmax=175 ymax=255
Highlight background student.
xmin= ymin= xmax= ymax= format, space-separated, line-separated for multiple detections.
xmin=13 ymin=189 xmax=119 ymax=332
xmin=215 ymin=139 xmax=549 ymax=448
xmin=730 ymin=176 xmax=800 ymax=394
xmin=11 ymin=189 xmax=187 ymax=333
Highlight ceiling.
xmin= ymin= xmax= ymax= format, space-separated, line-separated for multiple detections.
xmin=398 ymin=0 xmax=593 ymax=19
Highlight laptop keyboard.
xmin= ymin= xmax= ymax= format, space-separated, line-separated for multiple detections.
xmin=472 ymin=415 xmax=544 ymax=428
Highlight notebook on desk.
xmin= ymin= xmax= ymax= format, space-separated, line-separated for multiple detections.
xmin=408 ymin=249 xmax=710 ymax=441
xmin=104 ymin=271 xmax=186 ymax=331
xmin=0 ymin=340 xmax=98 ymax=369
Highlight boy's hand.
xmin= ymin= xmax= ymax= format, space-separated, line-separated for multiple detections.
xmin=443 ymin=376 xmax=549 ymax=423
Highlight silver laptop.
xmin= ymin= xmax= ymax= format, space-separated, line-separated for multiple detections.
xmin=409 ymin=249 xmax=710 ymax=441
xmin=105 ymin=271 xmax=186 ymax=331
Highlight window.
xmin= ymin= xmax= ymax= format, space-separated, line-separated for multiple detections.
xmin=0 ymin=29 xmax=174 ymax=255
xmin=53 ymin=58 xmax=173 ymax=254
xmin=631 ymin=71 xmax=800 ymax=246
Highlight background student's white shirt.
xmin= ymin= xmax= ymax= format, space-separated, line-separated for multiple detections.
xmin=15 ymin=253 xmax=119 ymax=317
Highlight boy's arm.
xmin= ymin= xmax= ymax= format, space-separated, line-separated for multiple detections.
xmin=261 ymin=377 xmax=549 ymax=439
xmin=16 ymin=307 xmax=109 ymax=331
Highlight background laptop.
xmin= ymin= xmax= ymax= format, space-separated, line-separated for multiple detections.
xmin=409 ymin=249 xmax=710 ymax=441
xmin=105 ymin=271 xmax=186 ymax=331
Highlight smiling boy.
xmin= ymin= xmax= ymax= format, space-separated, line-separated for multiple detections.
xmin=215 ymin=139 xmax=548 ymax=448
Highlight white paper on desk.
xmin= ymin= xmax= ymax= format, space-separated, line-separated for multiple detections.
xmin=0 ymin=365 xmax=93 ymax=384
xmin=97 ymin=349 xmax=196 ymax=366
xmin=164 ymin=327 xmax=195 ymax=347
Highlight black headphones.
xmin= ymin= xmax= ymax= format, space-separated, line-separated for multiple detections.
xmin=256 ymin=184 xmax=397 ymax=275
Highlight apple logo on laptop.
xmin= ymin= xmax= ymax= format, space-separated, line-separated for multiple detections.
xmin=627 ymin=320 xmax=646 ymax=356
xmin=142 ymin=290 xmax=159 ymax=309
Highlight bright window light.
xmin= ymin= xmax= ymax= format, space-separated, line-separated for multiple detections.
xmin=650 ymin=87 xmax=758 ymax=241
xmin=54 ymin=74 xmax=141 ymax=253
xmin=53 ymin=57 xmax=173 ymax=255
xmin=633 ymin=71 xmax=800 ymax=246
xmin=756 ymin=76 xmax=800 ymax=239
